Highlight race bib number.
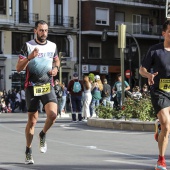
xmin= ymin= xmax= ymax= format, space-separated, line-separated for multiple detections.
xmin=159 ymin=79 xmax=170 ymax=92
xmin=34 ymin=83 xmax=51 ymax=96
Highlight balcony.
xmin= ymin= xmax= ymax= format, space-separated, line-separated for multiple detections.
xmin=112 ymin=0 xmax=165 ymax=7
xmin=115 ymin=21 xmax=162 ymax=37
xmin=14 ymin=12 xmax=39 ymax=25
xmin=123 ymin=0 xmax=165 ymax=5
xmin=47 ymin=15 xmax=74 ymax=28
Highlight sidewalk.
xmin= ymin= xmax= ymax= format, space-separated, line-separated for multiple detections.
xmin=87 ymin=118 xmax=155 ymax=132
xmin=0 ymin=112 xmax=155 ymax=132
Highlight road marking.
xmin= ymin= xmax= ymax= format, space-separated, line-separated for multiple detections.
xmin=1 ymin=122 xmax=168 ymax=169
xmin=86 ymin=146 xmax=97 ymax=149
xmin=60 ymin=124 xmax=151 ymax=135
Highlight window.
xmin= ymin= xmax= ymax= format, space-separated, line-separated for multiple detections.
xmin=115 ymin=12 xmax=124 ymax=30
xmin=9 ymin=0 xmax=12 ymax=16
xmin=54 ymin=0 xmax=63 ymax=25
xmin=0 ymin=0 xmax=6 ymax=14
xmin=12 ymin=33 xmax=32 ymax=54
xmin=95 ymin=8 xmax=109 ymax=25
xmin=19 ymin=0 xmax=28 ymax=23
xmin=88 ymin=43 xmax=101 ymax=59
xmin=0 ymin=32 xmax=2 ymax=54
xmin=133 ymin=14 xmax=141 ymax=34
xmin=48 ymin=35 xmax=70 ymax=57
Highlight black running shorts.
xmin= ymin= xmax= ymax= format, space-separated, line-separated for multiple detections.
xmin=25 ymin=85 xmax=57 ymax=112
xmin=150 ymin=89 xmax=170 ymax=114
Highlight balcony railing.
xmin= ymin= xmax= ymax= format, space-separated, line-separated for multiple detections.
xmin=118 ymin=0 xmax=165 ymax=6
xmin=115 ymin=21 xmax=162 ymax=36
xmin=14 ymin=12 xmax=39 ymax=25
xmin=47 ymin=15 xmax=74 ymax=28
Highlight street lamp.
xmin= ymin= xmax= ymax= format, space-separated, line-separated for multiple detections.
xmin=124 ymin=45 xmax=137 ymax=88
xmin=101 ymin=29 xmax=141 ymax=88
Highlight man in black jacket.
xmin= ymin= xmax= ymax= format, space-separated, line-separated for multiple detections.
xmin=102 ymin=79 xmax=111 ymax=106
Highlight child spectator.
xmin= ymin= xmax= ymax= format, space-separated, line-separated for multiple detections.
xmin=131 ymin=86 xmax=142 ymax=100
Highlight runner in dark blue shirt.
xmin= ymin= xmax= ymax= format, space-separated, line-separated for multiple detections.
xmin=139 ymin=20 xmax=170 ymax=170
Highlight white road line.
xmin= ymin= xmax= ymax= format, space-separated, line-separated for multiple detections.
xmin=0 ymin=124 xmax=24 ymax=135
xmin=60 ymin=124 xmax=151 ymax=135
xmin=105 ymin=159 xmax=154 ymax=167
xmin=0 ymin=122 xmax=165 ymax=168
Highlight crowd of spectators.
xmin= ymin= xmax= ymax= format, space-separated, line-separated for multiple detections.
xmin=0 ymin=88 xmax=26 ymax=113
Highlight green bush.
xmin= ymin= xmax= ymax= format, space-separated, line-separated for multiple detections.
xmin=95 ymin=105 xmax=114 ymax=119
xmin=95 ymin=96 xmax=156 ymax=121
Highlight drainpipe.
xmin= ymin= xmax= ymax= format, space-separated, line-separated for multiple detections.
xmin=78 ymin=0 xmax=82 ymax=79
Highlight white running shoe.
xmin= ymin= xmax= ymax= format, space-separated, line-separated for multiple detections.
xmin=25 ymin=153 xmax=34 ymax=164
xmin=39 ymin=134 xmax=47 ymax=153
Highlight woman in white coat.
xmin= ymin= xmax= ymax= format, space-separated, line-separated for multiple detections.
xmin=82 ymin=75 xmax=92 ymax=121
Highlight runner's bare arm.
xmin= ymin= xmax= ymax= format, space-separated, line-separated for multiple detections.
xmin=139 ymin=66 xmax=158 ymax=85
xmin=16 ymin=48 xmax=39 ymax=72
xmin=48 ymin=56 xmax=60 ymax=76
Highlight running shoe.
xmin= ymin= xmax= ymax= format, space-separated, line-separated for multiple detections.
xmin=39 ymin=133 xmax=47 ymax=153
xmin=155 ymin=160 xmax=167 ymax=170
xmin=154 ymin=119 xmax=161 ymax=142
xmin=25 ymin=152 xmax=34 ymax=164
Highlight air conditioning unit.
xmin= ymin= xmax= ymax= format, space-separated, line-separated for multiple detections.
xmin=150 ymin=10 xmax=159 ymax=17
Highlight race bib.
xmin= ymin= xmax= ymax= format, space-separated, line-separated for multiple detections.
xmin=34 ymin=83 xmax=51 ymax=96
xmin=159 ymin=79 xmax=170 ymax=92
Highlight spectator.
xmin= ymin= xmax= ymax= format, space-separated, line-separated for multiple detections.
xmin=67 ymin=72 xmax=84 ymax=122
xmin=60 ymin=82 xmax=68 ymax=114
xmin=131 ymin=86 xmax=142 ymax=100
xmin=112 ymin=74 xmax=130 ymax=108
xmin=0 ymin=91 xmax=3 ymax=112
xmin=2 ymin=90 xmax=9 ymax=107
xmin=1 ymin=98 xmax=8 ymax=113
xmin=21 ymin=88 xmax=26 ymax=112
xmin=101 ymin=78 xmax=111 ymax=106
xmin=90 ymin=75 xmax=103 ymax=117
xmin=10 ymin=89 xmax=17 ymax=113
xmin=82 ymin=75 xmax=92 ymax=121
xmin=142 ymin=84 xmax=150 ymax=98
xmin=54 ymin=79 xmax=63 ymax=117
xmin=15 ymin=90 xmax=21 ymax=112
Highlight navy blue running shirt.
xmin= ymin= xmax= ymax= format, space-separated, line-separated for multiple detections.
xmin=19 ymin=39 xmax=58 ymax=87
xmin=141 ymin=42 xmax=170 ymax=89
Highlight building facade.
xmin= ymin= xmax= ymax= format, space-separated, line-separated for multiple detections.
xmin=0 ymin=0 xmax=167 ymax=91
xmin=0 ymin=0 xmax=78 ymax=91
xmin=79 ymin=0 xmax=166 ymax=88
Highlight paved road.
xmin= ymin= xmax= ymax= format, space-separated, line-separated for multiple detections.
xmin=0 ymin=113 xmax=170 ymax=170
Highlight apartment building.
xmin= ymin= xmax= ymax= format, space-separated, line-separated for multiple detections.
xmin=0 ymin=0 xmax=166 ymax=91
xmin=79 ymin=0 xmax=166 ymax=88
xmin=0 ymin=0 xmax=78 ymax=91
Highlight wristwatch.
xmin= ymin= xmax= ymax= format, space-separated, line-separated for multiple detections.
xmin=27 ymin=56 xmax=30 ymax=61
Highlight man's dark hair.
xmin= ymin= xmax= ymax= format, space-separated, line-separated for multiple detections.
xmin=117 ymin=73 xmax=121 ymax=78
xmin=34 ymin=20 xmax=48 ymax=29
xmin=162 ymin=20 xmax=170 ymax=32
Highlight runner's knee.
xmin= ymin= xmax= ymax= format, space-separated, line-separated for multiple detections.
xmin=48 ymin=111 xmax=57 ymax=121
xmin=28 ymin=119 xmax=37 ymax=128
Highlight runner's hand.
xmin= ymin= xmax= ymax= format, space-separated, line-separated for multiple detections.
xmin=48 ymin=67 xmax=58 ymax=76
xmin=29 ymin=47 xmax=39 ymax=60
xmin=148 ymin=72 xmax=158 ymax=85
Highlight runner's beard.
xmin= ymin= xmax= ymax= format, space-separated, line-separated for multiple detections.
xmin=37 ymin=35 xmax=47 ymax=43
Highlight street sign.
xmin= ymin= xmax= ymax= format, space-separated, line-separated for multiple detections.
xmin=125 ymin=69 xmax=131 ymax=79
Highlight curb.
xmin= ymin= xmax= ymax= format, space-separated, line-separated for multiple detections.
xmin=87 ymin=118 xmax=155 ymax=132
